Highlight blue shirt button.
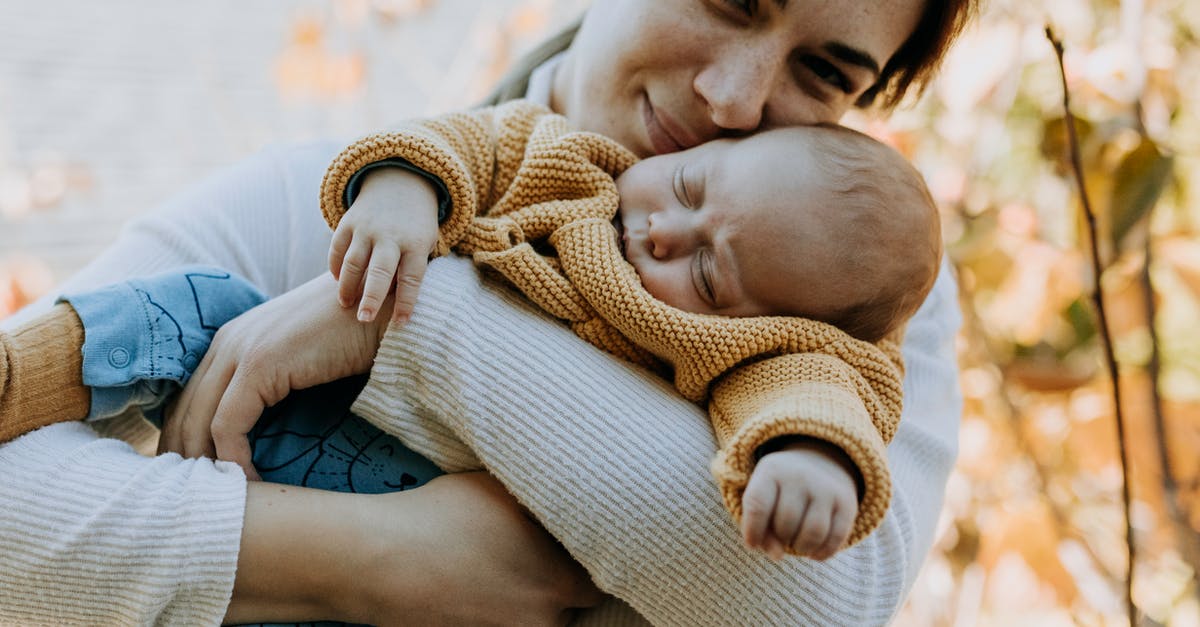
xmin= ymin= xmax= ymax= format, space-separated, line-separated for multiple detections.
xmin=108 ymin=347 xmax=131 ymax=368
xmin=183 ymin=352 xmax=200 ymax=371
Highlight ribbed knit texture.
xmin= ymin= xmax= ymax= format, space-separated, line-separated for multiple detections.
xmin=353 ymin=255 xmax=960 ymax=626
xmin=0 ymin=422 xmax=245 ymax=625
xmin=0 ymin=304 xmax=90 ymax=443
xmin=321 ymin=100 xmax=903 ymax=547
xmin=0 ymin=140 xmax=340 ymax=626
xmin=0 ymin=130 xmax=960 ymax=624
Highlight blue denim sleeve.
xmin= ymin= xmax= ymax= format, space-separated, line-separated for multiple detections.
xmin=59 ymin=266 xmax=266 ymax=422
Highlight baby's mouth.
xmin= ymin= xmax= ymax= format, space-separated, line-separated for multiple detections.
xmin=613 ymin=212 xmax=627 ymax=258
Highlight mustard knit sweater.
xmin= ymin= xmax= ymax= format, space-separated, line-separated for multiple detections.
xmin=320 ymin=100 xmax=906 ymax=548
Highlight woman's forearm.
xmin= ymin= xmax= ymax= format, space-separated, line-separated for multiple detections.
xmin=224 ymin=482 xmax=360 ymax=624
xmin=228 ymin=474 xmax=600 ymax=627
xmin=352 ymin=256 xmax=961 ymax=626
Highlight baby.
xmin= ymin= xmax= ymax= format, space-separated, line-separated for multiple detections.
xmin=319 ymin=100 xmax=941 ymax=560
xmin=0 ymin=101 xmax=939 ymax=563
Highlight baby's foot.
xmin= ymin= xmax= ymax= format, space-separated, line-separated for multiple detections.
xmin=59 ymin=266 xmax=266 ymax=421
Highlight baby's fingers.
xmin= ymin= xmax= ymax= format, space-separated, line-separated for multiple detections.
xmin=740 ymin=470 xmax=778 ymax=553
xmin=391 ymin=251 xmax=430 ymax=325
xmin=812 ymin=502 xmax=855 ymax=561
xmin=328 ymin=222 xmax=354 ymax=282
xmin=337 ymin=236 xmax=374 ymax=310
xmin=790 ymin=496 xmax=832 ymax=558
xmin=358 ymin=245 xmax=402 ymax=323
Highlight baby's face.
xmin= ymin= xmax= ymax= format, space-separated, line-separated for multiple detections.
xmin=615 ymin=128 xmax=863 ymax=320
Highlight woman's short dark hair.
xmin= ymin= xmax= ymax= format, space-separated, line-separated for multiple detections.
xmin=484 ymin=0 xmax=977 ymax=110
xmin=860 ymin=0 xmax=977 ymax=109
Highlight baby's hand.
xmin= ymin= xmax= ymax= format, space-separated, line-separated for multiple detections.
xmin=328 ymin=172 xmax=440 ymax=325
xmin=741 ymin=439 xmax=859 ymax=561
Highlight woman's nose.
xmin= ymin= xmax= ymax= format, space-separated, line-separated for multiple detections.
xmin=694 ymin=44 xmax=778 ymax=132
xmin=647 ymin=212 xmax=695 ymax=259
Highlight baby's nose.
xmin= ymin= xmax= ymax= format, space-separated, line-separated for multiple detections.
xmin=648 ymin=213 xmax=698 ymax=260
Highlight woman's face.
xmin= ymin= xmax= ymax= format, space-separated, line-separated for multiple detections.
xmin=553 ymin=0 xmax=925 ymax=158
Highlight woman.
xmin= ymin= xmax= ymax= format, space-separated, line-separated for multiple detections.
xmin=0 ymin=0 xmax=972 ymax=624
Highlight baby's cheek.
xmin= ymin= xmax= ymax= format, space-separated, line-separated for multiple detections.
xmin=636 ymin=266 xmax=682 ymax=308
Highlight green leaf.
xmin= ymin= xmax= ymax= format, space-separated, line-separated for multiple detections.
xmin=1110 ymin=139 xmax=1173 ymax=252
xmin=1065 ymin=296 xmax=1098 ymax=348
xmin=1039 ymin=116 xmax=1093 ymax=175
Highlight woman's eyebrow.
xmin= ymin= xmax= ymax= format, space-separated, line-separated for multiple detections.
xmin=823 ymin=42 xmax=881 ymax=78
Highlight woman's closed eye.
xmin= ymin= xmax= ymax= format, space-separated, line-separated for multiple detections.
xmin=796 ymin=53 xmax=854 ymax=94
xmin=718 ymin=0 xmax=757 ymax=19
xmin=799 ymin=55 xmax=853 ymax=94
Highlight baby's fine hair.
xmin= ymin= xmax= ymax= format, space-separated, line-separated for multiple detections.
xmin=802 ymin=125 xmax=942 ymax=343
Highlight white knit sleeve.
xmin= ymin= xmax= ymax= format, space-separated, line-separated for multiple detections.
xmin=0 ymin=422 xmax=246 ymax=626
xmin=0 ymin=140 xmax=345 ymax=624
xmin=352 ymin=256 xmax=962 ymax=626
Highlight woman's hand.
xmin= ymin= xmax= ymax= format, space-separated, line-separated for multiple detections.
xmin=226 ymin=473 xmax=603 ymax=626
xmin=158 ymin=273 xmax=389 ymax=478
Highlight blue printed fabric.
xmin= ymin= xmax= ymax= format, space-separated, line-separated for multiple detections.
xmin=60 ymin=266 xmax=267 ymax=421
xmin=238 ymin=376 xmax=445 ymax=627
xmin=249 ymin=375 xmax=444 ymax=494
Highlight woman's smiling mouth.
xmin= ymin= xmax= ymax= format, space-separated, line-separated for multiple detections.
xmin=642 ymin=94 xmax=696 ymax=155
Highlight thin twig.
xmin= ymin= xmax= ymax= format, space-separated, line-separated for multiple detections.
xmin=1141 ymin=236 xmax=1200 ymax=599
xmin=1045 ymin=26 xmax=1137 ymax=627
xmin=1132 ymin=100 xmax=1200 ymax=603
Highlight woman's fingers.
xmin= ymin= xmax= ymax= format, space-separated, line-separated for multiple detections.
xmin=159 ymin=349 xmax=213 ymax=455
xmin=158 ymin=391 xmax=187 ymax=455
xmin=209 ymin=368 xmax=274 ymax=480
xmin=178 ymin=351 xmax=226 ymax=460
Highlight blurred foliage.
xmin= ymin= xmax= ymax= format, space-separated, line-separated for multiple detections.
xmin=1 ymin=0 xmax=1197 ymax=624
xmin=876 ymin=0 xmax=1200 ymax=624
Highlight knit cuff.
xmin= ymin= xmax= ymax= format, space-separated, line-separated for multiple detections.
xmin=342 ymin=158 xmax=452 ymax=225
xmin=0 ymin=303 xmax=90 ymax=443
xmin=710 ymin=380 xmax=892 ymax=550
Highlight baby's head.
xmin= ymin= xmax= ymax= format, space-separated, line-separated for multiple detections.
xmin=614 ymin=124 xmax=941 ymax=342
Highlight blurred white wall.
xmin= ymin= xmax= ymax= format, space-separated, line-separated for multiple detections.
xmin=0 ymin=0 xmax=587 ymax=287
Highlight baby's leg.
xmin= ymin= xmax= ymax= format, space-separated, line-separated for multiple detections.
xmin=0 ymin=266 xmax=265 ymax=445
xmin=61 ymin=266 xmax=265 ymax=423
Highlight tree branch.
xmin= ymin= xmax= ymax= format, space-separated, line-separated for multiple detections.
xmin=1045 ymin=26 xmax=1138 ymax=627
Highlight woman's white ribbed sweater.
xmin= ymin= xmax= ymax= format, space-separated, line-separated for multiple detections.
xmin=0 ymin=122 xmax=961 ymax=627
